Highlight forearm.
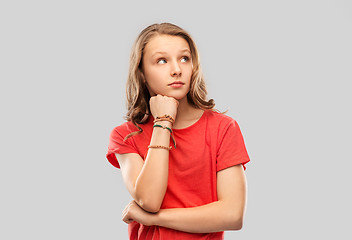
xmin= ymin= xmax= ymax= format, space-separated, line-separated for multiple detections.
xmin=134 ymin=120 xmax=172 ymax=212
xmin=153 ymin=200 xmax=243 ymax=233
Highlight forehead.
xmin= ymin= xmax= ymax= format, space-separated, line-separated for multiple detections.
xmin=144 ymin=34 xmax=190 ymax=56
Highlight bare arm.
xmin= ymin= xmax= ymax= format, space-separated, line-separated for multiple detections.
xmin=122 ymin=164 xmax=247 ymax=233
xmin=117 ymin=95 xmax=178 ymax=213
xmin=116 ymin=120 xmax=172 ymax=213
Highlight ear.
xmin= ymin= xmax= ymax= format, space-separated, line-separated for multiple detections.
xmin=140 ymin=70 xmax=147 ymax=84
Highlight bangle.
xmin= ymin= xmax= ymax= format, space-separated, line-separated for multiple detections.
xmin=153 ymin=124 xmax=177 ymax=149
xmin=148 ymin=145 xmax=172 ymax=150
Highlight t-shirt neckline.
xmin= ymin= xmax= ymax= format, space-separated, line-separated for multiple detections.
xmin=173 ymin=110 xmax=207 ymax=131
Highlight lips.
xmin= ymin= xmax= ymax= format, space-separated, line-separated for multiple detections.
xmin=168 ymin=81 xmax=185 ymax=86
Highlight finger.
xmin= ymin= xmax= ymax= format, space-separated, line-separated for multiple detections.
xmin=123 ymin=218 xmax=132 ymax=224
xmin=122 ymin=203 xmax=131 ymax=218
xmin=122 ymin=214 xmax=134 ymax=224
xmin=122 ymin=205 xmax=129 ymax=215
xmin=125 ymin=219 xmax=133 ymax=224
xmin=122 ymin=209 xmax=127 ymax=218
xmin=122 ymin=202 xmax=133 ymax=215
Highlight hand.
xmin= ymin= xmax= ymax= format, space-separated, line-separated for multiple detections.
xmin=149 ymin=94 xmax=179 ymax=120
xmin=122 ymin=200 xmax=156 ymax=226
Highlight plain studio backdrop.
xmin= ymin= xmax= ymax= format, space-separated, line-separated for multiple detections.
xmin=1 ymin=0 xmax=351 ymax=239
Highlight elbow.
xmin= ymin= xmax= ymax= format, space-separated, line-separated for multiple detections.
xmin=139 ymin=200 xmax=161 ymax=213
xmin=133 ymin=185 xmax=165 ymax=213
xmin=229 ymin=216 xmax=243 ymax=230
xmin=226 ymin=210 xmax=244 ymax=230
xmin=135 ymin=195 xmax=162 ymax=213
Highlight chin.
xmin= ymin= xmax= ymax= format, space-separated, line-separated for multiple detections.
xmin=168 ymin=92 xmax=188 ymax=100
xmin=151 ymin=90 xmax=186 ymax=100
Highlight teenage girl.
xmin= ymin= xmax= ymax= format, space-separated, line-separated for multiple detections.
xmin=106 ymin=22 xmax=251 ymax=240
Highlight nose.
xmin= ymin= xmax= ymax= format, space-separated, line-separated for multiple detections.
xmin=170 ymin=61 xmax=181 ymax=77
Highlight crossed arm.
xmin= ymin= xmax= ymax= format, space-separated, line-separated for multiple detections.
xmin=117 ymin=121 xmax=173 ymax=213
xmin=116 ymin=149 xmax=247 ymax=233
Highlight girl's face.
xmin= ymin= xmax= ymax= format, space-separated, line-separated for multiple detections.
xmin=142 ymin=34 xmax=193 ymax=100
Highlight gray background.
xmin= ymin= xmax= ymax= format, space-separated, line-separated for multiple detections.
xmin=1 ymin=0 xmax=351 ymax=239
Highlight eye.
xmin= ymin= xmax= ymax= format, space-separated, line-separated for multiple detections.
xmin=157 ymin=58 xmax=167 ymax=64
xmin=180 ymin=56 xmax=190 ymax=63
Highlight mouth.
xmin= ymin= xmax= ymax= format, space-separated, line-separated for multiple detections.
xmin=168 ymin=81 xmax=185 ymax=86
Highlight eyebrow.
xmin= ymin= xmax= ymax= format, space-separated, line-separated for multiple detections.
xmin=151 ymin=49 xmax=191 ymax=58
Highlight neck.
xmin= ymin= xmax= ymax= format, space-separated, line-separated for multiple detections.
xmin=173 ymin=96 xmax=204 ymax=127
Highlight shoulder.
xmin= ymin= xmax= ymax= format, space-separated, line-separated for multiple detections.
xmin=206 ymin=109 xmax=237 ymax=128
xmin=205 ymin=110 xmax=243 ymax=142
xmin=108 ymin=121 xmax=136 ymax=139
xmin=113 ymin=121 xmax=135 ymax=133
xmin=109 ymin=121 xmax=129 ymax=136
xmin=110 ymin=117 xmax=152 ymax=140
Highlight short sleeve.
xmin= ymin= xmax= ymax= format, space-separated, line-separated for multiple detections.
xmin=216 ymin=120 xmax=250 ymax=171
xmin=106 ymin=126 xmax=139 ymax=169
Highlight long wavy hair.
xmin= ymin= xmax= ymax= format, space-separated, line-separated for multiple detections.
xmin=124 ymin=23 xmax=220 ymax=140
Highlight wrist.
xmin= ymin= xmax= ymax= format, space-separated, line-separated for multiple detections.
xmin=153 ymin=114 xmax=175 ymax=126
xmin=154 ymin=120 xmax=173 ymax=128
xmin=151 ymin=209 xmax=163 ymax=226
xmin=152 ymin=122 xmax=177 ymax=149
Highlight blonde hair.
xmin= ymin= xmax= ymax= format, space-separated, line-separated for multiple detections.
xmin=124 ymin=23 xmax=220 ymax=139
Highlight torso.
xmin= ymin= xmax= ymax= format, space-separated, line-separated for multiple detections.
xmin=107 ymin=109 xmax=250 ymax=239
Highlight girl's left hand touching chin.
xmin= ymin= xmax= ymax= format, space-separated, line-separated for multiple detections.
xmin=122 ymin=200 xmax=157 ymax=226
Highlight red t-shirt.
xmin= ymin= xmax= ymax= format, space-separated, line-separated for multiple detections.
xmin=106 ymin=109 xmax=250 ymax=240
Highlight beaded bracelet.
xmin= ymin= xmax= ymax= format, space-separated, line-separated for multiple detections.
xmin=153 ymin=118 xmax=174 ymax=124
xmin=154 ymin=115 xmax=175 ymax=124
xmin=148 ymin=145 xmax=172 ymax=150
xmin=153 ymin=124 xmax=177 ymax=149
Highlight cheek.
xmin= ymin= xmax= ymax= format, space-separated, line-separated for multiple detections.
xmin=183 ymin=67 xmax=193 ymax=81
xmin=144 ymin=68 xmax=157 ymax=82
xmin=144 ymin=69 xmax=166 ymax=89
xmin=145 ymin=65 xmax=163 ymax=77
